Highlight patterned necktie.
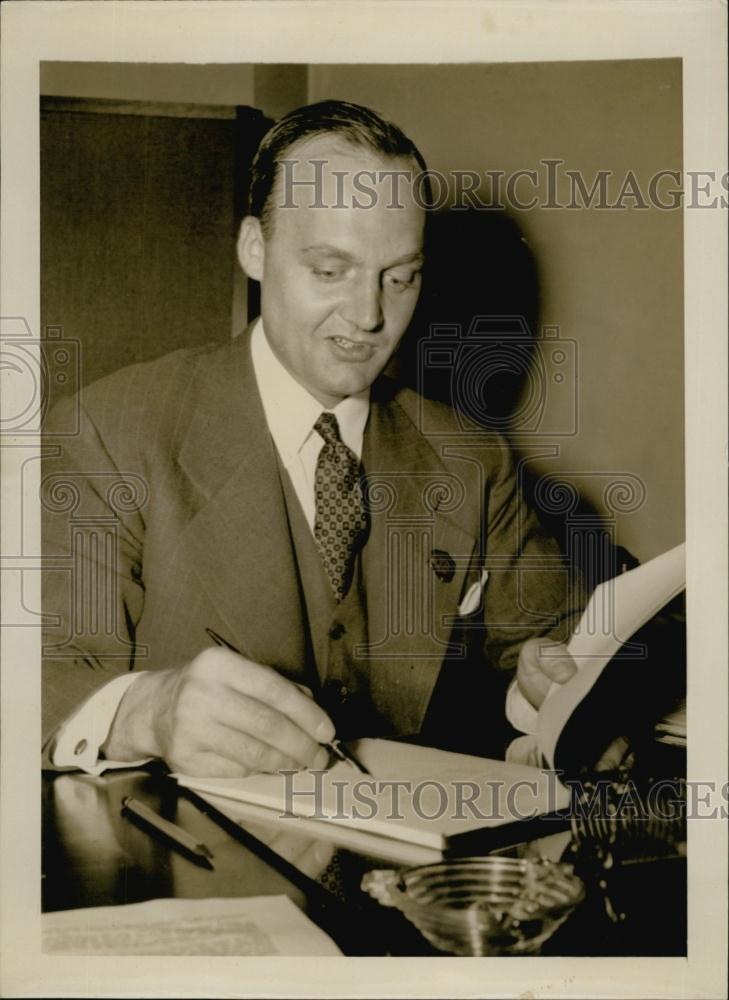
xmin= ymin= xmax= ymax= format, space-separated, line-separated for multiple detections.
xmin=313 ymin=412 xmax=368 ymax=602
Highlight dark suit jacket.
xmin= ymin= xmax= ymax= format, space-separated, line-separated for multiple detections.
xmin=42 ymin=331 xmax=582 ymax=753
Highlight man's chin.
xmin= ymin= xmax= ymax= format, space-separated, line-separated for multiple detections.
xmin=316 ymin=361 xmax=387 ymax=400
xmin=326 ymin=369 xmax=382 ymax=400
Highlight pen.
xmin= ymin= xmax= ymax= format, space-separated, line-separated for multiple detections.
xmin=121 ymin=795 xmax=214 ymax=869
xmin=205 ymin=627 xmax=371 ymax=776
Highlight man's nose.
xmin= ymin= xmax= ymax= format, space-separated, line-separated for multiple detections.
xmin=342 ymin=278 xmax=384 ymax=332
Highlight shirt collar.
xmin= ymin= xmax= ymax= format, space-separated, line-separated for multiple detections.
xmin=250 ymin=318 xmax=370 ymax=469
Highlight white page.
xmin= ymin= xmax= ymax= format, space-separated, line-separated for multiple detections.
xmin=537 ymin=543 xmax=686 ymax=769
xmin=42 ymin=895 xmax=342 ymax=956
xmin=177 ymin=739 xmax=570 ymax=851
xmin=201 ymin=793 xmax=445 ymax=867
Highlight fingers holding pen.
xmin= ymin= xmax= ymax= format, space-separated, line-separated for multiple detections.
xmin=212 ymin=691 xmax=331 ymax=771
xmin=139 ymin=646 xmax=335 ymax=778
xmin=197 ymin=646 xmax=334 ymax=743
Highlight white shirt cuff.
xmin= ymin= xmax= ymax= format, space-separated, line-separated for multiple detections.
xmin=51 ymin=672 xmax=151 ymax=775
xmin=505 ymin=677 xmax=539 ymax=735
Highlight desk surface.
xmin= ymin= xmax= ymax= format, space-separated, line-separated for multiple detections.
xmin=42 ymin=763 xmax=686 ymax=957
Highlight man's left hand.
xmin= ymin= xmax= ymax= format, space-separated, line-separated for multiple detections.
xmin=514 ymin=638 xmax=633 ymax=773
xmin=516 ymin=637 xmax=577 ymax=710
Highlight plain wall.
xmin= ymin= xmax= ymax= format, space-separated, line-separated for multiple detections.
xmin=40 ymin=62 xmax=255 ymax=106
xmin=308 ymin=62 xmax=684 ymax=562
xmin=39 ymin=62 xmax=308 ymax=120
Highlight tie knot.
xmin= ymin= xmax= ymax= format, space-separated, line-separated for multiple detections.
xmin=314 ymin=412 xmax=342 ymax=446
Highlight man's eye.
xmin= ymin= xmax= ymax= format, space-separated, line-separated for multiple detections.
xmin=313 ymin=267 xmax=342 ymax=280
xmin=385 ymin=271 xmax=419 ymax=291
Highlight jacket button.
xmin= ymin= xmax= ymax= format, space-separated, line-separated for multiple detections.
xmin=324 ymin=679 xmax=349 ymax=705
xmin=329 ymin=622 xmax=346 ymax=640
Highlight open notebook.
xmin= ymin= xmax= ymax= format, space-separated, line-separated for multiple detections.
xmin=176 ymin=740 xmax=571 ymax=855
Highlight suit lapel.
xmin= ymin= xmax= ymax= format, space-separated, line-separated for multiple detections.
xmin=362 ymin=387 xmax=478 ymax=733
xmin=173 ymin=340 xmax=479 ymax=730
xmin=176 ymin=333 xmax=306 ymax=676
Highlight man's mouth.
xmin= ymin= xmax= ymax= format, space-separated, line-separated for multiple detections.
xmin=327 ymin=336 xmax=377 ymax=360
xmin=331 ymin=336 xmax=367 ymax=349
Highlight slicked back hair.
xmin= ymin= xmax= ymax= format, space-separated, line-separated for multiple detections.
xmin=248 ymin=99 xmax=431 ymax=235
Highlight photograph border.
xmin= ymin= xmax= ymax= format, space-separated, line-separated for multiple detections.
xmin=1 ymin=2 xmax=727 ymax=997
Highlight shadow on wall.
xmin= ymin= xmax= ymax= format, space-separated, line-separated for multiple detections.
xmin=399 ymin=207 xmax=540 ymax=425
xmin=396 ymin=207 xmax=638 ymax=588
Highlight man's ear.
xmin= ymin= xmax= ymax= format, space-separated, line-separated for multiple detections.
xmin=237 ymin=216 xmax=265 ymax=282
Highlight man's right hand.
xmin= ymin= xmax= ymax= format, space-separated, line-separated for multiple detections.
xmin=100 ymin=648 xmax=335 ymax=777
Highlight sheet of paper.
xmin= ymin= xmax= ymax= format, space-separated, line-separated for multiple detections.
xmin=537 ymin=542 xmax=686 ymax=768
xmin=42 ymin=895 xmax=342 ymax=956
xmin=200 ymin=793 xmax=445 ymax=867
xmin=177 ymin=739 xmax=570 ymax=852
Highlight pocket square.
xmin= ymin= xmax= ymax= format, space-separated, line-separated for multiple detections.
xmin=458 ymin=569 xmax=489 ymax=616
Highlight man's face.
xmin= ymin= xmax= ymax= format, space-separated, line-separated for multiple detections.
xmin=240 ymin=136 xmax=426 ymax=408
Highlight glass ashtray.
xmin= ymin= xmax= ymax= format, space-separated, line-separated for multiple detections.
xmin=361 ymin=856 xmax=585 ymax=956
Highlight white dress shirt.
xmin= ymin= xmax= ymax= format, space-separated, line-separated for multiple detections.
xmin=249 ymin=318 xmax=370 ymax=529
xmin=51 ymin=319 xmax=534 ymax=771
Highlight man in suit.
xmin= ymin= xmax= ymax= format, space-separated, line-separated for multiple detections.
xmin=42 ymin=100 xmax=582 ymax=777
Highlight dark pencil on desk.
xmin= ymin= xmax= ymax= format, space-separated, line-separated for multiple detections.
xmin=121 ymin=796 xmax=214 ymax=869
xmin=204 ymin=627 xmax=371 ymax=776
